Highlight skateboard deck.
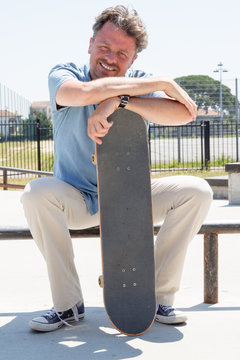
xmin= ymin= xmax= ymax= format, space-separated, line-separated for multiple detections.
xmin=96 ymin=108 xmax=156 ymax=336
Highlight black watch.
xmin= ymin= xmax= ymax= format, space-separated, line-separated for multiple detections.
xmin=118 ymin=95 xmax=130 ymax=108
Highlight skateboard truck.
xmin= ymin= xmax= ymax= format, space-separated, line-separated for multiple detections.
xmin=98 ymin=275 xmax=104 ymax=288
xmin=92 ymin=153 xmax=97 ymax=165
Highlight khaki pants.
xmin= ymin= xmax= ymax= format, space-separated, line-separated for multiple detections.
xmin=21 ymin=175 xmax=212 ymax=311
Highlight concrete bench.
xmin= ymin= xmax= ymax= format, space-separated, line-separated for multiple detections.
xmin=1 ymin=220 xmax=240 ymax=305
xmin=225 ymin=162 xmax=240 ymax=204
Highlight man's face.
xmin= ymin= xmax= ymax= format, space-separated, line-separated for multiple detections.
xmin=88 ymin=21 xmax=138 ymax=80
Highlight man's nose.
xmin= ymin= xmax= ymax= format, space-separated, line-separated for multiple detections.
xmin=105 ymin=51 xmax=117 ymax=63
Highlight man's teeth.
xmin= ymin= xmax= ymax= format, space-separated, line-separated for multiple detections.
xmin=101 ymin=62 xmax=114 ymax=71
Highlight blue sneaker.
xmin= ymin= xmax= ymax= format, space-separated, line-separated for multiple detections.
xmin=155 ymin=304 xmax=187 ymax=325
xmin=29 ymin=303 xmax=84 ymax=332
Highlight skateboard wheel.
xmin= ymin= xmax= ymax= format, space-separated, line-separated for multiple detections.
xmin=98 ymin=275 xmax=104 ymax=288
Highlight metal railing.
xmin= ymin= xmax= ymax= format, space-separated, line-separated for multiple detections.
xmin=0 ymin=120 xmax=239 ymax=187
xmin=149 ymin=120 xmax=239 ymax=172
xmin=0 ymin=119 xmax=53 ymax=173
xmin=0 ymin=166 xmax=53 ymax=190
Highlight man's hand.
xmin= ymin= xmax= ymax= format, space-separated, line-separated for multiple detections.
xmin=164 ymin=80 xmax=197 ymax=121
xmin=88 ymin=97 xmax=120 ymax=144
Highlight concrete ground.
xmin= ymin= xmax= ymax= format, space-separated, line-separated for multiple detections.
xmin=0 ymin=190 xmax=240 ymax=360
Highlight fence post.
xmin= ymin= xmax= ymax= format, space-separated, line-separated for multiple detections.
xmin=36 ymin=118 xmax=41 ymax=171
xmin=235 ymin=78 xmax=239 ymax=162
xmin=176 ymin=80 xmax=181 ymax=163
xmin=177 ymin=127 xmax=181 ymax=163
xmin=3 ymin=168 xmax=7 ymax=190
xmin=204 ymin=120 xmax=210 ymax=169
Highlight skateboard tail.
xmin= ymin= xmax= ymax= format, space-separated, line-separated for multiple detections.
xmin=105 ymin=306 xmax=156 ymax=336
xmin=103 ymin=280 xmax=156 ymax=336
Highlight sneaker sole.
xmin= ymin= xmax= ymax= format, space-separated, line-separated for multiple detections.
xmin=155 ymin=314 xmax=187 ymax=325
xmin=29 ymin=313 xmax=84 ymax=332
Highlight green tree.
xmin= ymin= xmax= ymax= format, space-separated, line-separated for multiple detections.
xmin=21 ymin=111 xmax=52 ymax=140
xmin=31 ymin=111 xmax=52 ymax=128
xmin=174 ymin=75 xmax=237 ymax=116
xmin=33 ymin=111 xmax=52 ymax=140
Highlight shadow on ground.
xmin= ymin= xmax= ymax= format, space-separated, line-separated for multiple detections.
xmin=0 ymin=307 xmax=184 ymax=360
xmin=179 ymin=302 xmax=240 ymax=312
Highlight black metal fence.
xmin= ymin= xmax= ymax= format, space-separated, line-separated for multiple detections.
xmin=0 ymin=119 xmax=239 ymax=180
xmin=149 ymin=120 xmax=239 ymax=172
xmin=0 ymin=120 xmax=53 ymax=180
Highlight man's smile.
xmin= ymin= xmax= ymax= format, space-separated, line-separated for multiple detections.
xmin=99 ymin=60 xmax=118 ymax=72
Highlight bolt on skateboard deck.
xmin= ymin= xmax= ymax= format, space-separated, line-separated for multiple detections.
xmin=95 ymin=108 xmax=156 ymax=336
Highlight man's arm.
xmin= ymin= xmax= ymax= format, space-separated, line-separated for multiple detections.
xmin=126 ymin=96 xmax=194 ymax=125
xmin=87 ymin=95 xmax=196 ymax=144
xmin=56 ymin=76 xmax=168 ymax=106
xmin=56 ymin=76 xmax=197 ymax=144
xmin=55 ymin=76 xmax=196 ymax=120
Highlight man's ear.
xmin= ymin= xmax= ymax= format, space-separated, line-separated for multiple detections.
xmin=88 ymin=38 xmax=93 ymax=54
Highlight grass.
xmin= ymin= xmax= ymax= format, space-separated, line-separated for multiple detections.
xmin=151 ymin=154 xmax=233 ymax=172
xmin=151 ymin=169 xmax=227 ymax=179
xmin=0 ymin=140 xmax=229 ymax=189
xmin=0 ymin=140 xmax=54 ymax=172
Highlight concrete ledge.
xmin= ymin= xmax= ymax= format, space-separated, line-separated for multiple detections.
xmin=205 ymin=176 xmax=228 ymax=199
xmin=225 ymin=162 xmax=240 ymax=173
xmin=225 ymin=162 xmax=240 ymax=204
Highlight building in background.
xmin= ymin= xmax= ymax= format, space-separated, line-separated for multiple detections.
xmin=31 ymin=101 xmax=52 ymax=120
xmin=197 ymin=108 xmax=220 ymax=122
xmin=0 ymin=110 xmax=22 ymax=139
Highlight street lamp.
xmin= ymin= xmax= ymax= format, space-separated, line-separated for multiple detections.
xmin=213 ymin=62 xmax=228 ymax=125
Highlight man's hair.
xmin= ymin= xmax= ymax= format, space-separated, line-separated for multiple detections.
xmin=92 ymin=5 xmax=148 ymax=53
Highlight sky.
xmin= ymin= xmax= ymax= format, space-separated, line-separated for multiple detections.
xmin=0 ymin=0 xmax=239 ymax=101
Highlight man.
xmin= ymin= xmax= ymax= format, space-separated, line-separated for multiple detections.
xmin=21 ymin=5 xmax=212 ymax=332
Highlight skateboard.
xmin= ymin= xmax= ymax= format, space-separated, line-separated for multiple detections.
xmin=95 ymin=108 xmax=156 ymax=336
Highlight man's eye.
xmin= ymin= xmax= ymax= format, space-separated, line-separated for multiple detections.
xmin=119 ymin=52 xmax=127 ymax=58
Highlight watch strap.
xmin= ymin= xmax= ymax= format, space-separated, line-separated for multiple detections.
xmin=118 ymin=95 xmax=130 ymax=108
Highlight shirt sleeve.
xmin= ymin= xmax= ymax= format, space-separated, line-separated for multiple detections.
xmin=48 ymin=63 xmax=81 ymax=112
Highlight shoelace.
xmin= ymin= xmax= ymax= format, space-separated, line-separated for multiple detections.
xmin=46 ymin=305 xmax=79 ymax=327
xmin=44 ymin=308 xmax=58 ymax=319
xmin=160 ymin=305 xmax=173 ymax=311
xmin=159 ymin=305 xmax=175 ymax=315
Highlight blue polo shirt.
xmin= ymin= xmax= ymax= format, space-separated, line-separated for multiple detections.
xmin=48 ymin=62 xmax=164 ymax=215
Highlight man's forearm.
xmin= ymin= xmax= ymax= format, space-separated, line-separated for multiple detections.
xmin=126 ymin=97 xmax=193 ymax=125
xmin=56 ymin=76 xmax=170 ymax=107
xmin=56 ymin=76 xmax=197 ymax=123
xmin=87 ymin=95 xmax=195 ymax=145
